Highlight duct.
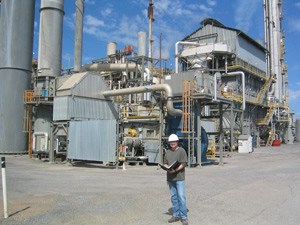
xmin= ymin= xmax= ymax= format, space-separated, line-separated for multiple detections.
xmin=175 ymin=41 xmax=203 ymax=73
xmin=83 ymin=63 xmax=137 ymax=72
xmin=74 ymin=0 xmax=84 ymax=72
xmin=103 ymin=84 xmax=182 ymax=116
xmin=223 ymin=72 xmax=246 ymax=110
xmin=38 ymin=0 xmax=64 ymax=77
xmin=268 ymin=82 xmax=275 ymax=96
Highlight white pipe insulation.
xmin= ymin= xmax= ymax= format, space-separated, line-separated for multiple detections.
xmin=223 ymin=72 xmax=246 ymax=110
xmin=175 ymin=41 xmax=203 ymax=73
xmin=83 ymin=63 xmax=138 ymax=72
xmin=103 ymin=84 xmax=182 ymax=116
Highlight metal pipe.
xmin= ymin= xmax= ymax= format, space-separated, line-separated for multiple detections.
xmin=175 ymin=41 xmax=203 ymax=73
xmin=74 ymin=0 xmax=84 ymax=72
xmin=83 ymin=63 xmax=138 ymax=72
xmin=224 ymin=71 xmax=246 ymax=110
xmin=103 ymin=84 xmax=182 ymax=116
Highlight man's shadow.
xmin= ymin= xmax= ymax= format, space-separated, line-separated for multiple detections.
xmin=165 ymin=207 xmax=189 ymax=215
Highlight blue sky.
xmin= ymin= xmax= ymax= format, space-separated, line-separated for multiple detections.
xmin=31 ymin=0 xmax=300 ymax=116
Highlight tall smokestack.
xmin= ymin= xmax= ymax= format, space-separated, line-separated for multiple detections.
xmin=148 ymin=0 xmax=155 ymax=60
xmin=38 ymin=0 xmax=65 ymax=77
xmin=0 ymin=0 xmax=36 ymax=153
xmin=74 ymin=0 xmax=85 ymax=72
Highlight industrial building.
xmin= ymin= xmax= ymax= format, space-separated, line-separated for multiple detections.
xmin=0 ymin=0 xmax=298 ymax=168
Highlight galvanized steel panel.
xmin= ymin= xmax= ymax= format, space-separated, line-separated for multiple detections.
xmin=68 ymin=120 xmax=116 ymax=162
xmin=53 ymin=96 xmax=118 ymax=121
xmin=144 ymin=141 xmax=159 ymax=163
xmin=56 ymin=72 xmax=109 ymax=99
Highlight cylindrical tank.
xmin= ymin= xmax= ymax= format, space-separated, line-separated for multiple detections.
xmin=138 ymin=31 xmax=147 ymax=56
xmin=0 ymin=0 xmax=35 ymax=153
xmin=38 ymin=0 xmax=64 ymax=77
xmin=107 ymin=42 xmax=117 ymax=57
xmin=74 ymin=0 xmax=85 ymax=72
xmin=296 ymin=119 xmax=300 ymax=142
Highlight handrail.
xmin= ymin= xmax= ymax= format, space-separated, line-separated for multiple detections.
xmin=122 ymin=104 xmax=160 ymax=119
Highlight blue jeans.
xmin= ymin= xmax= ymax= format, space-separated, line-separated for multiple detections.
xmin=168 ymin=180 xmax=187 ymax=219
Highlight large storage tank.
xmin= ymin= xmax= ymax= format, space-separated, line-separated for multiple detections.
xmin=0 ymin=0 xmax=35 ymax=153
xmin=107 ymin=42 xmax=117 ymax=57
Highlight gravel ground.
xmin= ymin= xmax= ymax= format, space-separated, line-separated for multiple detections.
xmin=0 ymin=142 xmax=300 ymax=225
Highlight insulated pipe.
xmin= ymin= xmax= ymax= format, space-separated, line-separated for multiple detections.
xmin=175 ymin=41 xmax=203 ymax=73
xmin=103 ymin=84 xmax=182 ymax=116
xmin=83 ymin=63 xmax=137 ymax=72
xmin=74 ymin=0 xmax=84 ymax=72
xmin=223 ymin=72 xmax=246 ymax=110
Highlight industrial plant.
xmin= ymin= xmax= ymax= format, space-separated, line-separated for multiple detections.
xmin=0 ymin=0 xmax=298 ymax=168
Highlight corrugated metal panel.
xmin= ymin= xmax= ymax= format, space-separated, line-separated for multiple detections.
xmin=53 ymin=96 xmax=118 ymax=121
xmin=72 ymin=72 xmax=109 ymax=99
xmin=144 ymin=142 xmax=159 ymax=163
xmin=56 ymin=72 xmax=109 ymax=99
xmin=68 ymin=120 xmax=116 ymax=162
xmin=237 ymin=36 xmax=266 ymax=71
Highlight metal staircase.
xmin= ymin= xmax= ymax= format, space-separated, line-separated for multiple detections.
xmin=256 ymin=76 xmax=273 ymax=104
xmin=257 ymin=106 xmax=276 ymax=125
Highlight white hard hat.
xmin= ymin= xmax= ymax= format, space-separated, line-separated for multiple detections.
xmin=168 ymin=134 xmax=179 ymax=142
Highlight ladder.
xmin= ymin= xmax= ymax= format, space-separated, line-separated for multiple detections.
xmin=182 ymin=80 xmax=195 ymax=166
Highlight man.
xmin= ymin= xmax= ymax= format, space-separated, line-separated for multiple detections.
xmin=163 ymin=134 xmax=188 ymax=225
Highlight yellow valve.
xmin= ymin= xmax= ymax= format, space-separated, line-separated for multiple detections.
xmin=127 ymin=129 xmax=138 ymax=137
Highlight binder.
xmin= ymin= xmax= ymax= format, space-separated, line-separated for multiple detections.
xmin=159 ymin=161 xmax=181 ymax=171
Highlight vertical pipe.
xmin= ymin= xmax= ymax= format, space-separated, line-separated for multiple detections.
xmin=38 ymin=0 xmax=65 ymax=77
xmin=0 ymin=0 xmax=35 ymax=153
xmin=159 ymin=32 xmax=162 ymax=84
xmin=196 ymin=103 xmax=202 ymax=168
xmin=74 ymin=0 xmax=84 ymax=72
xmin=1 ymin=157 xmax=8 ymax=218
xmin=219 ymin=103 xmax=224 ymax=165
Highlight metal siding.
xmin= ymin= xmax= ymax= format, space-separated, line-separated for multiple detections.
xmin=53 ymin=96 xmax=69 ymax=121
xmin=68 ymin=120 xmax=116 ymax=162
xmin=144 ymin=142 xmax=159 ymax=163
xmin=236 ymin=36 xmax=266 ymax=72
xmin=72 ymin=73 xmax=109 ymax=99
xmin=53 ymin=96 xmax=118 ymax=121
